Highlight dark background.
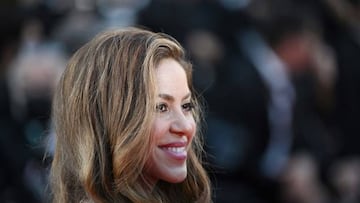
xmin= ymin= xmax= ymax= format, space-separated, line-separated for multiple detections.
xmin=1 ymin=0 xmax=360 ymax=202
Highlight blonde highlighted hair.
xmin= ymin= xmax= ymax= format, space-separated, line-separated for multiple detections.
xmin=50 ymin=27 xmax=211 ymax=202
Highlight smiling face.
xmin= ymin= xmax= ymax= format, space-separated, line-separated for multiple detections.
xmin=145 ymin=58 xmax=196 ymax=185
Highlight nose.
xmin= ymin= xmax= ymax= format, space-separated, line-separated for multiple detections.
xmin=170 ymin=110 xmax=195 ymax=137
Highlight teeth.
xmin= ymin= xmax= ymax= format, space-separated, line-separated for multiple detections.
xmin=165 ymin=147 xmax=185 ymax=153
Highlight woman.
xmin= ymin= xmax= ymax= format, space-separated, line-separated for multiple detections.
xmin=50 ymin=27 xmax=212 ymax=203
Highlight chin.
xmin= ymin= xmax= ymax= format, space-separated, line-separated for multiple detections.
xmin=164 ymin=172 xmax=187 ymax=183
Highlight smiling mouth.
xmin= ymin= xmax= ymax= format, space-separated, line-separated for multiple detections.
xmin=159 ymin=146 xmax=187 ymax=160
xmin=162 ymin=147 xmax=186 ymax=153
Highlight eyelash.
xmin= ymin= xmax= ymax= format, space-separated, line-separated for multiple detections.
xmin=155 ymin=102 xmax=195 ymax=113
xmin=182 ymin=102 xmax=195 ymax=112
xmin=156 ymin=103 xmax=168 ymax=113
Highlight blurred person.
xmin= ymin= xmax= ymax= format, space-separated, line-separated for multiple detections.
xmin=7 ymin=19 xmax=65 ymax=124
xmin=0 ymin=73 xmax=37 ymax=203
xmin=0 ymin=5 xmax=29 ymax=202
xmin=7 ymin=19 xmax=65 ymax=159
xmin=249 ymin=0 xmax=338 ymax=178
xmin=51 ymin=0 xmax=149 ymax=55
xmin=321 ymin=0 xmax=360 ymax=159
xmin=50 ymin=2 xmax=104 ymax=55
xmin=280 ymin=152 xmax=332 ymax=203
xmin=314 ymin=4 xmax=360 ymax=201
xmin=49 ymin=27 xmax=212 ymax=203
xmin=2 ymin=18 xmax=66 ymax=202
xmin=184 ymin=29 xmax=225 ymax=96
xmin=257 ymin=14 xmax=338 ymax=171
xmin=202 ymin=0 xmax=338 ymax=202
xmin=137 ymin=0 xmax=230 ymax=45
xmin=329 ymin=157 xmax=360 ymax=203
xmin=96 ymin=0 xmax=150 ymax=28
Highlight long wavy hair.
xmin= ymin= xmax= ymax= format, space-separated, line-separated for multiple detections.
xmin=50 ymin=27 xmax=211 ymax=203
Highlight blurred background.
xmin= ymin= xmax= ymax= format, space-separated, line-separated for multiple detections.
xmin=1 ymin=0 xmax=360 ymax=202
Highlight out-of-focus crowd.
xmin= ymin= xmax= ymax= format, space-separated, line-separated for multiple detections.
xmin=1 ymin=0 xmax=360 ymax=202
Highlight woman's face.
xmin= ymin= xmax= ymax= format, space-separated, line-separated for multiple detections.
xmin=145 ymin=58 xmax=196 ymax=185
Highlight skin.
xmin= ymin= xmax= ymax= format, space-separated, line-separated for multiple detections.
xmin=145 ymin=58 xmax=196 ymax=186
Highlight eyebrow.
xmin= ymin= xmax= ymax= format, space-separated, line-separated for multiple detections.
xmin=158 ymin=93 xmax=191 ymax=101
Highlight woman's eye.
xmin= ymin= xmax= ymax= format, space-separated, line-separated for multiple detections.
xmin=182 ymin=102 xmax=194 ymax=112
xmin=156 ymin=103 xmax=168 ymax=113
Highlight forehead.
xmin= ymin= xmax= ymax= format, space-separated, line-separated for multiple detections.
xmin=156 ymin=58 xmax=186 ymax=75
xmin=155 ymin=58 xmax=189 ymax=94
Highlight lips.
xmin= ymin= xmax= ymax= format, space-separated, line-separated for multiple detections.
xmin=158 ymin=142 xmax=187 ymax=161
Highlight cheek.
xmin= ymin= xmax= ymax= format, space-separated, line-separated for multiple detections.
xmin=191 ymin=122 xmax=196 ymax=131
xmin=189 ymin=118 xmax=197 ymax=141
xmin=150 ymin=118 xmax=169 ymax=141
